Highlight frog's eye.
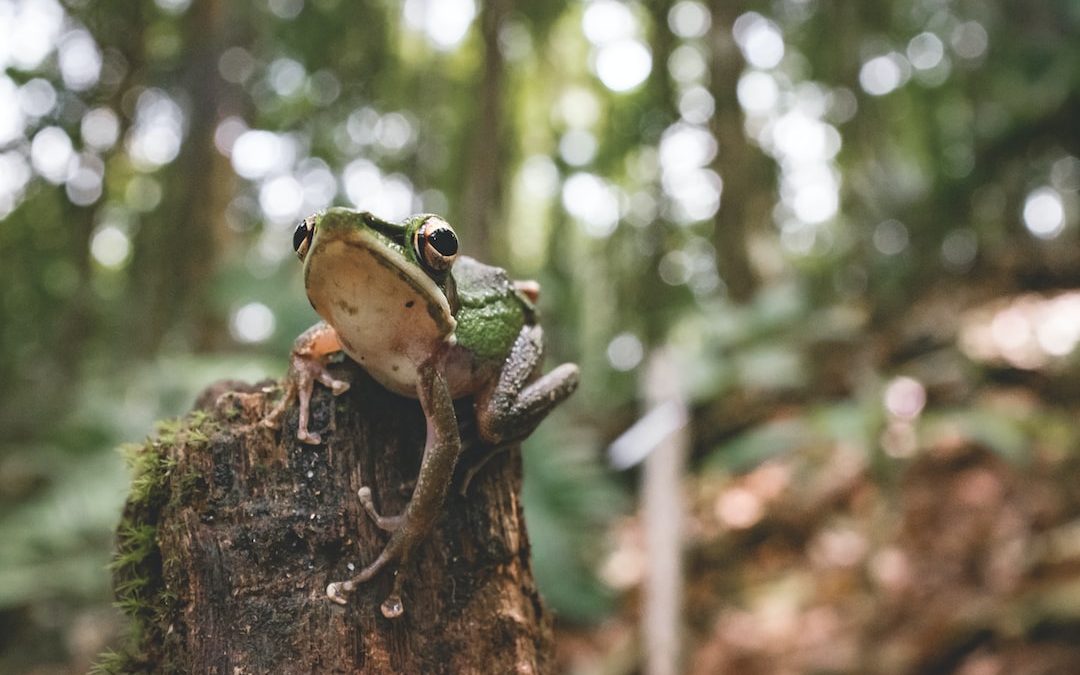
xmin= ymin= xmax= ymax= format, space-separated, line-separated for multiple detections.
xmin=414 ymin=216 xmax=459 ymax=272
xmin=293 ymin=217 xmax=316 ymax=261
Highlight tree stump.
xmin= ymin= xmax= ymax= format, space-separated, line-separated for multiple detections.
xmin=101 ymin=362 xmax=552 ymax=674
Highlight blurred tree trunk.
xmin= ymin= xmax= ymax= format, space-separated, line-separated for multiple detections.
xmin=708 ymin=0 xmax=770 ymax=303
xmin=130 ymin=0 xmax=231 ymax=354
xmin=459 ymin=0 xmax=512 ymax=261
xmin=108 ymin=364 xmax=551 ymax=674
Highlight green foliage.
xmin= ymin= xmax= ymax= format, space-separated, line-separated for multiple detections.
xmin=522 ymin=415 xmax=628 ymax=622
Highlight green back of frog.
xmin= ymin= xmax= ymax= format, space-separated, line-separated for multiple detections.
xmin=451 ymin=257 xmax=529 ymax=362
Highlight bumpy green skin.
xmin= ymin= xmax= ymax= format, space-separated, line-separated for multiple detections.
xmin=318 ymin=208 xmax=413 ymax=263
xmin=452 ymin=257 xmax=529 ymax=362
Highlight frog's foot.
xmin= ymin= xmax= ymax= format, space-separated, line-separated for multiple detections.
xmin=276 ymin=354 xmax=350 ymax=445
xmin=260 ymin=380 xmax=297 ymax=431
xmin=326 ymin=536 xmax=409 ymax=615
xmin=514 ymin=279 xmax=541 ymax=304
xmin=327 ymin=565 xmax=407 ymax=618
xmin=357 ymin=486 xmax=405 ymax=532
xmin=261 ymin=322 xmax=351 ymax=444
xmin=476 ymin=325 xmax=580 ymax=447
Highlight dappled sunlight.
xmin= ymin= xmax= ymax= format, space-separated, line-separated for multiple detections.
xmin=561 ymin=172 xmax=620 ymax=238
xmin=859 ymin=52 xmax=910 ymax=96
xmin=583 ymin=0 xmax=652 ymax=93
xmin=961 ymin=292 xmax=1080 ymax=369
xmin=89 ymin=224 xmax=131 ymax=270
xmin=734 ymin=12 xmax=784 ymax=70
xmin=126 ymin=89 xmax=184 ymax=171
xmin=403 ymin=0 xmax=476 ymax=51
xmin=1023 ymin=187 xmax=1067 ymax=239
xmin=230 ymin=301 xmax=276 ymax=344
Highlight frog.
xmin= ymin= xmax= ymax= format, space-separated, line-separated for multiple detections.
xmin=261 ymin=207 xmax=579 ymax=617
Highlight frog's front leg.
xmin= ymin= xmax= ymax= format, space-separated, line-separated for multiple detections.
xmin=326 ymin=353 xmax=462 ymax=617
xmin=461 ymin=325 xmax=579 ymax=493
xmin=261 ymin=321 xmax=351 ymax=445
xmin=476 ymin=325 xmax=579 ymax=446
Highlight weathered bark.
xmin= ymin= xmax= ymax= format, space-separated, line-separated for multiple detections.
xmin=104 ymin=362 xmax=551 ymax=674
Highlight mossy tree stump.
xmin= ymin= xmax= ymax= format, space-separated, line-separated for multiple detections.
xmin=103 ymin=362 xmax=551 ymax=674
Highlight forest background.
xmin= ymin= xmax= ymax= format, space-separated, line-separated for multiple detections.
xmin=0 ymin=0 xmax=1078 ymax=672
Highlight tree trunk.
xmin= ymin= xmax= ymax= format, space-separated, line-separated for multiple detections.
xmin=103 ymin=362 xmax=552 ymax=674
xmin=458 ymin=0 xmax=510 ymax=262
xmin=708 ymin=0 xmax=769 ymax=303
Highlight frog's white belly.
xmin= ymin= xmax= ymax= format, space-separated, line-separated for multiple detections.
xmin=306 ymin=238 xmax=456 ymax=398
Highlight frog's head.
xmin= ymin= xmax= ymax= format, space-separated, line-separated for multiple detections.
xmin=293 ymin=208 xmax=460 ymax=276
xmin=291 ymin=208 xmax=459 ymax=355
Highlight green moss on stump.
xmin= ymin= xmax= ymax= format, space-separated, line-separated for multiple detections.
xmin=92 ymin=412 xmax=216 ymax=675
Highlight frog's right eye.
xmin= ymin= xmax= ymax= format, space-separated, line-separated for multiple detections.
xmin=293 ymin=217 xmax=316 ymax=261
xmin=414 ymin=216 xmax=459 ymax=273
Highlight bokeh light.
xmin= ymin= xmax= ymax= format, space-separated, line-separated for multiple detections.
xmin=607 ymin=332 xmax=644 ymax=371
xmin=562 ymin=172 xmax=620 ymax=237
xmin=30 ymin=126 xmax=73 ymax=184
xmin=58 ymin=28 xmax=102 ymax=91
xmin=1022 ymin=187 xmax=1066 ymax=239
xmin=733 ymin=13 xmax=784 ymax=70
xmin=90 ymin=225 xmax=132 ymax=269
xmin=951 ymin=21 xmax=988 ymax=60
xmin=126 ymin=89 xmax=185 ymax=171
xmin=906 ymin=32 xmax=944 ymax=71
xmin=594 ymin=40 xmax=652 ymax=92
xmin=81 ymin=107 xmax=120 ymax=151
xmin=403 ymin=0 xmax=477 ymax=51
xmin=668 ymin=1 xmax=710 ymax=39
xmin=230 ymin=302 xmax=276 ymax=343
xmin=859 ymin=53 xmax=909 ymax=96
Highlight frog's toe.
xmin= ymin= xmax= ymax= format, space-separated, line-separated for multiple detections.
xmin=358 ymin=487 xmax=405 ymax=532
xmin=298 ymin=429 xmax=322 ymax=445
xmin=316 ymin=370 xmax=351 ymax=396
xmin=260 ymin=416 xmax=280 ymax=430
xmin=380 ymin=594 xmax=405 ymax=619
xmin=260 ymin=389 xmax=293 ymax=430
xmin=326 ymin=581 xmax=351 ymax=605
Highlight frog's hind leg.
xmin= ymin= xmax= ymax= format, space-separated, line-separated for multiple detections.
xmin=475 ymin=325 xmax=580 ymax=448
xmin=327 ymin=357 xmax=462 ymax=617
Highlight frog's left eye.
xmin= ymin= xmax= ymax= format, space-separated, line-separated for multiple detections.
xmin=293 ymin=217 xmax=316 ymax=261
xmin=414 ymin=216 xmax=459 ymax=272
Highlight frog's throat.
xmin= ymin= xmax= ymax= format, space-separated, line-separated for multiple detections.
xmin=362 ymin=242 xmax=457 ymax=333
xmin=304 ymin=230 xmax=456 ymax=338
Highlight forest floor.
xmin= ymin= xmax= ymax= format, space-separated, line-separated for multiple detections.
xmin=554 ymin=389 xmax=1080 ymax=675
